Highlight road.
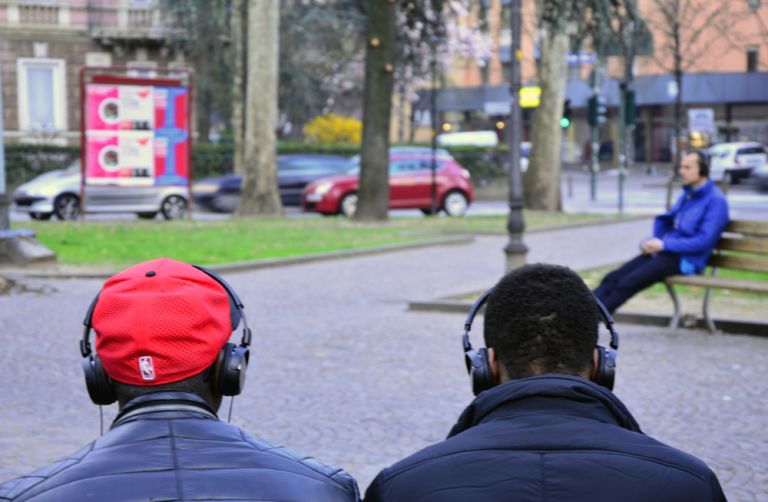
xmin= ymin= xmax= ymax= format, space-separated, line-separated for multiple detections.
xmin=9 ymin=168 xmax=767 ymax=222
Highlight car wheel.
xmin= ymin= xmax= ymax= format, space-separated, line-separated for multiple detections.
xmin=442 ymin=190 xmax=469 ymax=217
xmin=53 ymin=194 xmax=80 ymax=220
xmin=339 ymin=192 xmax=358 ymax=217
xmin=137 ymin=212 xmax=158 ymax=220
xmin=29 ymin=212 xmax=52 ymax=221
xmin=160 ymin=195 xmax=187 ymax=220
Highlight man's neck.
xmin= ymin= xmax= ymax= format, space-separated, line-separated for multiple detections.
xmin=686 ymin=177 xmax=708 ymax=190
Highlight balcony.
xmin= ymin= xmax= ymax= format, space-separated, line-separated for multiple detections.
xmin=88 ymin=6 xmax=172 ymax=43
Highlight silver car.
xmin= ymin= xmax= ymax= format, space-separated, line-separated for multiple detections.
xmin=13 ymin=161 xmax=189 ymax=220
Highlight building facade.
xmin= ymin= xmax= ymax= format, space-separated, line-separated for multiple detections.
xmin=418 ymin=0 xmax=768 ymax=163
xmin=0 ymin=0 xmax=185 ymax=145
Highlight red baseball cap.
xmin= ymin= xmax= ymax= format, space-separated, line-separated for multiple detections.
xmin=92 ymin=258 xmax=234 ymax=386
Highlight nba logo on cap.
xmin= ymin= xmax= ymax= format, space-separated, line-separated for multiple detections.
xmin=138 ymin=356 xmax=156 ymax=381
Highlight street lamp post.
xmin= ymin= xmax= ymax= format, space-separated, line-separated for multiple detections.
xmin=504 ymin=0 xmax=528 ymax=272
xmin=0 ymin=62 xmax=8 ymax=231
xmin=429 ymin=35 xmax=438 ymax=215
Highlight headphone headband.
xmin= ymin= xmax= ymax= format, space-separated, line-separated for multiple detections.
xmin=463 ymin=286 xmax=619 ymax=394
xmin=80 ymin=264 xmax=251 ymax=405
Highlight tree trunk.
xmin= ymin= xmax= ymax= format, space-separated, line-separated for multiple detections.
xmin=231 ymin=0 xmax=246 ymax=175
xmin=353 ymin=0 xmax=396 ymax=222
xmin=673 ymin=21 xmax=683 ymax=178
xmin=524 ymin=22 xmax=569 ymax=211
xmin=236 ymin=0 xmax=282 ymax=216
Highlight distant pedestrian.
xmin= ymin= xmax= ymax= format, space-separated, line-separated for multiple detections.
xmin=364 ymin=264 xmax=726 ymax=502
xmin=594 ymin=150 xmax=729 ymax=312
xmin=0 ymin=258 xmax=359 ymax=502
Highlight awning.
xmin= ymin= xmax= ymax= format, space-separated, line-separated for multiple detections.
xmin=415 ymin=72 xmax=768 ymax=112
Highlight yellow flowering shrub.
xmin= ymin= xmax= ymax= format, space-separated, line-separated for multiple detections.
xmin=304 ymin=113 xmax=362 ymax=144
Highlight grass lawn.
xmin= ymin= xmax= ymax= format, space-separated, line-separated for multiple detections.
xmin=12 ymin=211 xmax=629 ymax=267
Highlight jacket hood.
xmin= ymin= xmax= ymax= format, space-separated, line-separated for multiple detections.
xmin=448 ymin=374 xmax=642 ymax=438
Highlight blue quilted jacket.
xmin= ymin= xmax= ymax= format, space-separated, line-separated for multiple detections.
xmin=0 ymin=392 xmax=359 ymax=502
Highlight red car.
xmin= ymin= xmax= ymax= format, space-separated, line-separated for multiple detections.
xmin=301 ymin=153 xmax=474 ymax=217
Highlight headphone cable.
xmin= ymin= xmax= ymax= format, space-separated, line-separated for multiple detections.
xmin=227 ymin=396 xmax=235 ymax=423
xmin=99 ymin=405 xmax=104 ymax=436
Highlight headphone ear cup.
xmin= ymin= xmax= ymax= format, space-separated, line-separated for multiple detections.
xmin=592 ymin=345 xmax=617 ymax=391
xmin=213 ymin=343 xmax=250 ymax=396
xmin=465 ymin=347 xmax=494 ymax=396
xmin=82 ymin=355 xmax=116 ymax=405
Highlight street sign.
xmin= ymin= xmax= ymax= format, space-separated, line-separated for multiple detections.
xmin=688 ymin=108 xmax=716 ymax=134
xmin=519 ymin=86 xmax=541 ymax=108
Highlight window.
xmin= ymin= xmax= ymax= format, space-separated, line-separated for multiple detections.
xmin=16 ymin=58 xmax=67 ymax=132
xmin=747 ymin=47 xmax=758 ymax=73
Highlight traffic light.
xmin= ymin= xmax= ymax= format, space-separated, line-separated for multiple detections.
xmin=560 ymin=99 xmax=572 ymax=128
xmin=588 ymin=94 xmax=607 ymax=127
xmin=623 ymin=89 xmax=636 ymax=125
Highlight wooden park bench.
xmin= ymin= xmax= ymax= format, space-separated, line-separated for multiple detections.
xmin=665 ymin=219 xmax=768 ymax=333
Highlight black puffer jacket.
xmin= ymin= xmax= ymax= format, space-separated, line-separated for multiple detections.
xmin=0 ymin=392 xmax=359 ymax=501
xmin=365 ymin=375 xmax=726 ymax=502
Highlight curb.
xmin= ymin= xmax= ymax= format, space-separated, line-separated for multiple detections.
xmin=452 ymin=214 xmax=651 ymax=236
xmin=0 ymin=235 xmax=475 ymax=280
xmin=408 ymin=298 xmax=768 ymax=337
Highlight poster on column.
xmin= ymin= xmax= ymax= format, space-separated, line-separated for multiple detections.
xmin=84 ymin=82 xmax=189 ymax=187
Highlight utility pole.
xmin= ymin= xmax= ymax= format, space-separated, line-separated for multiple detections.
xmin=504 ymin=0 xmax=528 ymax=272
xmin=0 ymin=62 xmax=8 ymax=231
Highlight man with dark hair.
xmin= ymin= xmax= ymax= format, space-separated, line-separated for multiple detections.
xmin=365 ymin=264 xmax=726 ymax=502
xmin=594 ymin=149 xmax=729 ymax=313
xmin=0 ymin=258 xmax=359 ymax=502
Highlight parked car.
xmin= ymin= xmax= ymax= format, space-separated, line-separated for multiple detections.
xmin=751 ymin=161 xmax=768 ymax=192
xmin=191 ymin=154 xmax=354 ymax=212
xmin=302 ymin=153 xmax=474 ymax=217
xmin=707 ymin=142 xmax=767 ymax=184
xmin=13 ymin=160 xmax=188 ymax=220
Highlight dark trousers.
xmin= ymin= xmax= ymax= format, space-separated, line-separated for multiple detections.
xmin=594 ymin=252 xmax=680 ymax=313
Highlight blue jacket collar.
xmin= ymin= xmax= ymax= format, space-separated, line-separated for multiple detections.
xmin=448 ymin=374 xmax=642 ymax=438
xmin=682 ymin=178 xmax=713 ymax=198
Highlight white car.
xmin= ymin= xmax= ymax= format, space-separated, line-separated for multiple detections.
xmin=707 ymin=142 xmax=767 ymax=184
xmin=13 ymin=161 xmax=188 ymax=221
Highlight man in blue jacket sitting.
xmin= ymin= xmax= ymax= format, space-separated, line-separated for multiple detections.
xmin=594 ymin=149 xmax=729 ymax=313
xmin=364 ymin=264 xmax=726 ymax=502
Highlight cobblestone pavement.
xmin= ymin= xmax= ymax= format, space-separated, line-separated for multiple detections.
xmin=1 ymin=219 xmax=766 ymax=500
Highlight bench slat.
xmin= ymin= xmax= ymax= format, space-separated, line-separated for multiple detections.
xmin=717 ymin=237 xmax=768 ymax=254
xmin=667 ymin=275 xmax=768 ymax=294
xmin=709 ymin=254 xmax=768 ymax=273
xmin=726 ymin=220 xmax=768 ymax=238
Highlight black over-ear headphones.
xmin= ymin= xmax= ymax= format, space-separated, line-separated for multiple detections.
xmin=693 ymin=149 xmax=710 ymax=178
xmin=79 ymin=265 xmax=252 ymax=405
xmin=462 ymin=288 xmax=619 ymax=395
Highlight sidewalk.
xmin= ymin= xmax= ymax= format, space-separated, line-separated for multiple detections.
xmin=1 ymin=217 xmax=766 ymax=500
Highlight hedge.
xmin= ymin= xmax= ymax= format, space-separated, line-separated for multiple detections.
xmin=3 ymin=141 xmax=509 ymax=186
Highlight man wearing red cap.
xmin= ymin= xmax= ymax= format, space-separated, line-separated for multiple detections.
xmin=0 ymin=258 xmax=359 ymax=502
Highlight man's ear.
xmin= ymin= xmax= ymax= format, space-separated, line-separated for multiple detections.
xmin=487 ymin=347 xmax=501 ymax=385
xmin=589 ymin=347 xmax=600 ymax=380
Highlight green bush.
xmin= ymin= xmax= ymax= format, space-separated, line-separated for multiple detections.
xmin=4 ymin=144 xmax=80 ymax=189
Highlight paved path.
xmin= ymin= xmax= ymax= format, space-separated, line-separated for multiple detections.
xmin=1 ymin=218 xmax=766 ymax=500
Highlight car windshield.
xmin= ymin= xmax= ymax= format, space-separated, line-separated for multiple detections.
xmin=278 ymin=158 xmax=353 ymax=172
